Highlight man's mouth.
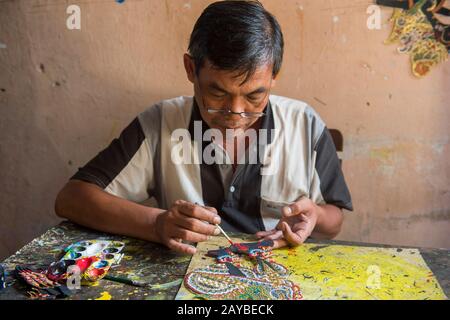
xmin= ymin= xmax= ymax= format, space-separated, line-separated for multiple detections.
xmin=216 ymin=119 xmax=250 ymax=129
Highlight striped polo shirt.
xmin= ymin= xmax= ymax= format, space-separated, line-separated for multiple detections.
xmin=71 ymin=95 xmax=353 ymax=233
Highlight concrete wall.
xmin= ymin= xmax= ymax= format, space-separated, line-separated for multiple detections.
xmin=0 ymin=0 xmax=449 ymax=260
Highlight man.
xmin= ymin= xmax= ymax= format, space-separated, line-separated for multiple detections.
xmin=55 ymin=1 xmax=353 ymax=255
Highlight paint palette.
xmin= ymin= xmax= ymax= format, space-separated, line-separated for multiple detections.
xmin=47 ymin=240 xmax=125 ymax=283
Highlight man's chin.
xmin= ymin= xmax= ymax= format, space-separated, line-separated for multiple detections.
xmin=215 ymin=122 xmax=250 ymax=131
xmin=218 ymin=125 xmax=247 ymax=134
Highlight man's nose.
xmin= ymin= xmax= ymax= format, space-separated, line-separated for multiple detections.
xmin=227 ymin=96 xmax=246 ymax=114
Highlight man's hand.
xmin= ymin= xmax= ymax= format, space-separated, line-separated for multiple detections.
xmin=155 ymin=200 xmax=221 ymax=255
xmin=256 ymin=197 xmax=321 ymax=249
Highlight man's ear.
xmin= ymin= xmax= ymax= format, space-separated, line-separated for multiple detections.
xmin=183 ymin=54 xmax=196 ymax=83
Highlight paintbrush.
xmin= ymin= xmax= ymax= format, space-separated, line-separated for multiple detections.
xmin=195 ymin=202 xmax=235 ymax=246
xmin=104 ymin=275 xmax=149 ymax=287
xmin=215 ymin=224 xmax=235 ymax=246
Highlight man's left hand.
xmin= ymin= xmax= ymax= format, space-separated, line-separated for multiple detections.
xmin=256 ymin=197 xmax=321 ymax=249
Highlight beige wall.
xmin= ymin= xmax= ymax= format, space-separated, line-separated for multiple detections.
xmin=0 ymin=0 xmax=449 ymax=260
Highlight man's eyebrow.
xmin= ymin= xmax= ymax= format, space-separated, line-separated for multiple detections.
xmin=208 ymin=82 xmax=228 ymax=93
xmin=208 ymin=83 xmax=268 ymax=95
xmin=247 ymin=87 xmax=268 ymax=95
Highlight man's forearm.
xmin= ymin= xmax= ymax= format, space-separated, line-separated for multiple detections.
xmin=55 ymin=180 xmax=165 ymax=243
xmin=311 ymin=204 xmax=344 ymax=239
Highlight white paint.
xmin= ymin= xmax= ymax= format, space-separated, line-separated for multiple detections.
xmin=183 ymin=2 xmax=191 ymax=9
xmin=362 ymin=63 xmax=376 ymax=75
xmin=0 ymin=43 xmax=6 ymax=49
xmin=431 ymin=143 xmax=445 ymax=155
xmin=333 ymin=16 xmax=339 ymax=23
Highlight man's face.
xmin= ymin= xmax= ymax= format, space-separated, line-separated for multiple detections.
xmin=184 ymin=55 xmax=276 ymax=137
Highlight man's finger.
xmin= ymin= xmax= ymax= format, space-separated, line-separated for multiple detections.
xmin=175 ymin=200 xmax=221 ymax=225
xmin=300 ymin=213 xmax=310 ymax=222
xmin=174 ymin=216 xmax=219 ymax=236
xmin=292 ymin=221 xmax=308 ymax=232
xmin=264 ymin=230 xmax=283 ymax=240
xmin=281 ymin=205 xmax=293 ymax=217
xmin=203 ymin=206 xmax=218 ymax=215
xmin=272 ymin=238 xmax=288 ymax=249
xmin=167 ymin=238 xmax=197 ymax=255
xmin=172 ymin=227 xmax=211 ymax=243
xmin=255 ymin=229 xmax=278 ymax=238
xmin=282 ymin=222 xmax=304 ymax=246
xmin=282 ymin=197 xmax=311 ymax=218
xmin=282 ymin=203 xmax=303 ymax=217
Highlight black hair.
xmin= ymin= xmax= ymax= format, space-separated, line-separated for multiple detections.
xmin=188 ymin=0 xmax=284 ymax=83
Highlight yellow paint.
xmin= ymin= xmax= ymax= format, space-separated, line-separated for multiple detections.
xmin=95 ymin=291 xmax=112 ymax=300
xmin=81 ymin=278 xmax=99 ymax=287
xmin=274 ymin=244 xmax=446 ymax=300
xmin=176 ymin=237 xmax=447 ymax=300
xmin=370 ymin=147 xmax=394 ymax=162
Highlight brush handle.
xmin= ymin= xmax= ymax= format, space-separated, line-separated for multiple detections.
xmin=104 ymin=275 xmax=147 ymax=287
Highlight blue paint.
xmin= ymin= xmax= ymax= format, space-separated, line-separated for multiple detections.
xmin=116 ymin=0 xmax=125 ymax=4
xmin=94 ymin=260 xmax=109 ymax=268
xmin=68 ymin=251 xmax=82 ymax=259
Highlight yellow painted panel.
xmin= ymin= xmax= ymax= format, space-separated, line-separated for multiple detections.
xmin=176 ymin=237 xmax=447 ymax=300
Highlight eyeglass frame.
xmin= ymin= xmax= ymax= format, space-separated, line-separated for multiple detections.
xmin=197 ymin=81 xmax=271 ymax=119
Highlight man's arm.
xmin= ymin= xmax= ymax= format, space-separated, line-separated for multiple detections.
xmin=311 ymin=203 xmax=344 ymax=239
xmin=55 ymin=180 xmax=163 ymax=243
xmin=55 ymin=180 xmax=221 ymax=255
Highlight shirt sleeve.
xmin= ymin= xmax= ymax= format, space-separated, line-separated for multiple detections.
xmin=70 ymin=117 xmax=155 ymax=203
xmin=311 ymin=127 xmax=353 ymax=211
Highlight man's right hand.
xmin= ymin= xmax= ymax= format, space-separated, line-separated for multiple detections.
xmin=155 ymin=200 xmax=221 ymax=255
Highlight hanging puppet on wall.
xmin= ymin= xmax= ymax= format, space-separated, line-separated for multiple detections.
xmin=376 ymin=0 xmax=449 ymax=77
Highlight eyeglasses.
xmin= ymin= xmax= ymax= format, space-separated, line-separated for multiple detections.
xmin=206 ymin=108 xmax=266 ymax=119
xmin=197 ymin=77 xmax=272 ymax=119
xmin=201 ymin=96 xmax=267 ymax=119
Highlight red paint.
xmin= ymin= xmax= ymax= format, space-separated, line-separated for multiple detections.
xmin=76 ymin=257 xmax=98 ymax=272
xmin=233 ymin=243 xmax=249 ymax=253
xmin=87 ymin=268 xmax=105 ymax=277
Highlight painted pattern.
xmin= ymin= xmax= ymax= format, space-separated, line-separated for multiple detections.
xmin=184 ymin=263 xmax=302 ymax=300
xmin=183 ymin=239 xmax=302 ymax=300
xmin=385 ymin=0 xmax=448 ymax=77
xmin=177 ymin=237 xmax=448 ymax=300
